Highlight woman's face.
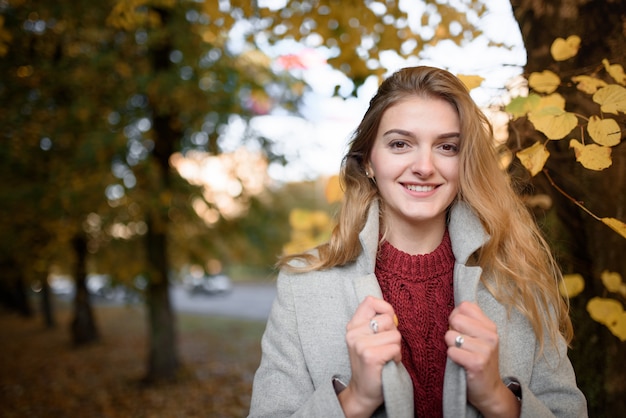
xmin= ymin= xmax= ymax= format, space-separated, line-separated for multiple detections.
xmin=368 ymin=96 xmax=461 ymax=238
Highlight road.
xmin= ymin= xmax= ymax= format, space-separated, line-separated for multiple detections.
xmin=170 ymin=282 xmax=276 ymax=321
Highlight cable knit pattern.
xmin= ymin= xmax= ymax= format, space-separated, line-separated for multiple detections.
xmin=375 ymin=230 xmax=455 ymax=418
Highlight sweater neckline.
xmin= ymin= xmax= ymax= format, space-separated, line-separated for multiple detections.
xmin=376 ymin=229 xmax=455 ymax=282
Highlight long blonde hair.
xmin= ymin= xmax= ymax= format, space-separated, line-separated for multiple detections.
xmin=279 ymin=66 xmax=572 ymax=348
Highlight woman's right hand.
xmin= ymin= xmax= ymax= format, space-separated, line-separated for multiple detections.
xmin=338 ymin=296 xmax=402 ymax=418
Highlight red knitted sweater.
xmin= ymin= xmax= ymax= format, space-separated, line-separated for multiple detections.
xmin=375 ymin=230 xmax=455 ymax=418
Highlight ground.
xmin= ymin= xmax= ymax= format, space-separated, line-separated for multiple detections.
xmin=0 ymin=300 xmax=266 ymax=418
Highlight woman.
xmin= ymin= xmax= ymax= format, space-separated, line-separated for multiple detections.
xmin=248 ymin=66 xmax=587 ymax=417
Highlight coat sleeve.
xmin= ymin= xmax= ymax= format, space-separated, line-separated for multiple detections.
xmin=517 ymin=335 xmax=588 ymax=418
xmin=247 ymin=271 xmax=347 ymax=418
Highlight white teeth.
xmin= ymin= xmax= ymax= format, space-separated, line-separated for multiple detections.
xmin=405 ymin=184 xmax=435 ymax=192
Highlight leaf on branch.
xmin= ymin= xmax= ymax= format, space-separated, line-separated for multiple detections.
xmin=588 ymin=115 xmax=621 ymax=147
xmin=528 ymin=107 xmax=578 ymax=139
xmin=516 ymin=142 xmax=549 ymax=176
xmin=569 ymin=139 xmax=613 ymax=170
xmin=538 ymin=93 xmax=566 ymax=111
xmin=601 ymin=217 xmax=626 ymax=239
xmin=505 ymin=94 xmax=541 ymax=118
xmin=529 ymin=70 xmax=560 ymax=94
xmin=559 ymin=273 xmax=585 ymax=298
xmin=457 ymin=74 xmax=484 ymax=91
xmin=587 ymin=297 xmax=623 ymax=326
xmin=601 ymin=270 xmax=623 ymax=293
xmin=602 ymin=59 xmax=626 ymax=85
xmin=571 ymin=75 xmax=608 ymax=95
xmin=550 ymin=35 xmax=581 ymax=61
xmin=593 ymin=84 xmax=626 ymax=114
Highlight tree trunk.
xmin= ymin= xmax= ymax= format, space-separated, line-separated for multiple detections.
xmin=70 ymin=234 xmax=99 ymax=346
xmin=141 ymin=6 xmax=181 ymax=382
xmin=509 ymin=0 xmax=626 ymax=415
xmin=0 ymin=257 xmax=33 ymax=317
xmin=144 ymin=213 xmax=179 ymax=382
xmin=40 ymin=275 xmax=55 ymax=328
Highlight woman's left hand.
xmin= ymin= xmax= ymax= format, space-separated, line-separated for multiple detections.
xmin=445 ymin=301 xmax=520 ymax=418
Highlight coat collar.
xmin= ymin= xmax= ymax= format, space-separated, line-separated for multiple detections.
xmin=357 ymin=199 xmax=490 ymax=273
xmin=353 ymin=199 xmax=490 ymax=418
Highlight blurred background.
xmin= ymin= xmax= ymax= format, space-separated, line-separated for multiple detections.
xmin=1 ymin=0 xmax=625 ymax=416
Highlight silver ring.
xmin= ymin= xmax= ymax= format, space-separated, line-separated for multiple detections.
xmin=455 ymin=334 xmax=464 ymax=348
xmin=369 ymin=318 xmax=379 ymax=334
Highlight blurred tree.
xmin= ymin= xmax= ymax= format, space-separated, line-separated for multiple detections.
xmin=0 ymin=0 xmax=509 ymax=385
xmin=0 ymin=0 xmax=122 ymax=335
xmin=0 ymin=0 xmax=305 ymax=382
xmin=507 ymin=0 xmax=626 ymax=413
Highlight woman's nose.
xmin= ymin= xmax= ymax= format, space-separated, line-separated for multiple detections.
xmin=410 ymin=150 xmax=435 ymax=177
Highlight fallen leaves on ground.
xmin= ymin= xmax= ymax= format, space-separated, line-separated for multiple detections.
xmin=0 ymin=300 xmax=265 ymax=418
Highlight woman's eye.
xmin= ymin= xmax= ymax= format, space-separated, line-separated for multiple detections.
xmin=440 ymin=143 xmax=459 ymax=153
xmin=390 ymin=140 xmax=407 ymax=149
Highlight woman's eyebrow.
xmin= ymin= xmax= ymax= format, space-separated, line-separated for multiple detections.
xmin=382 ymin=129 xmax=460 ymax=139
xmin=438 ymin=132 xmax=461 ymax=139
xmin=382 ymin=129 xmax=415 ymax=138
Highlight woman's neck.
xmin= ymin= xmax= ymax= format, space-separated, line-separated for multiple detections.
xmin=383 ymin=216 xmax=447 ymax=256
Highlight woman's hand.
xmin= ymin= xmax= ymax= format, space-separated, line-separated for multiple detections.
xmin=445 ymin=301 xmax=521 ymax=418
xmin=339 ymin=296 xmax=402 ymax=418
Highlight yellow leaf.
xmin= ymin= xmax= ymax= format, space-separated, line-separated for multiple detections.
xmin=457 ymin=74 xmax=485 ymax=91
xmin=602 ymin=58 xmax=626 ymax=85
xmin=324 ymin=175 xmax=343 ymax=203
xmin=516 ymin=142 xmax=549 ymax=176
xmin=601 ymin=270 xmax=623 ymax=293
xmin=559 ymin=273 xmax=585 ymax=298
xmin=289 ymin=209 xmax=312 ymax=230
xmin=550 ymin=35 xmax=581 ymax=61
xmin=587 ymin=116 xmax=621 ymax=147
xmin=569 ymin=139 xmax=613 ymax=171
xmin=528 ymin=107 xmax=578 ymax=139
xmin=529 ymin=70 xmax=560 ymax=94
xmin=601 ymin=217 xmax=626 ymax=239
xmin=537 ymin=93 xmax=566 ymax=111
xmin=310 ymin=210 xmax=330 ymax=228
xmin=571 ymin=75 xmax=607 ymax=95
xmin=587 ymin=297 xmax=623 ymax=326
xmin=593 ymin=84 xmax=626 ymax=114
xmin=608 ymin=312 xmax=626 ymax=341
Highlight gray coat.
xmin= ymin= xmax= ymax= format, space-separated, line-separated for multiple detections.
xmin=249 ymin=201 xmax=587 ymax=417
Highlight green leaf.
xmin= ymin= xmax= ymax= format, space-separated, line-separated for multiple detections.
xmin=505 ymin=94 xmax=541 ymax=118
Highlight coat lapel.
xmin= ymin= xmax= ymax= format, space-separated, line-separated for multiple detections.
xmin=443 ymin=202 xmax=490 ymax=418
xmin=353 ymin=273 xmax=414 ymax=418
xmin=353 ymin=201 xmax=414 ymax=418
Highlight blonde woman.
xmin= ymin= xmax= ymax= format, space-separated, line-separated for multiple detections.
xmin=249 ymin=66 xmax=587 ymax=418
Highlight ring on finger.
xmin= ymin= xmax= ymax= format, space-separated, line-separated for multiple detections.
xmin=369 ymin=318 xmax=379 ymax=334
xmin=455 ymin=334 xmax=464 ymax=348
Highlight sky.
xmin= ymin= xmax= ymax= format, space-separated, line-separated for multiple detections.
xmin=231 ymin=0 xmax=527 ymax=182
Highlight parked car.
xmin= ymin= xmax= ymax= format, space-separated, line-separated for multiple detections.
xmin=87 ymin=274 xmax=141 ymax=303
xmin=184 ymin=273 xmax=232 ymax=296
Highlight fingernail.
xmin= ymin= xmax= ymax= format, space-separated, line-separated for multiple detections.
xmin=393 ymin=314 xmax=399 ymax=327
